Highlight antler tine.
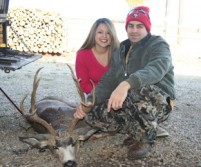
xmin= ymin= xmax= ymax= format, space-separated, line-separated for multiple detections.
xmin=80 ymin=80 xmax=95 ymax=107
xmin=20 ymin=94 xmax=28 ymax=115
xmin=89 ymin=79 xmax=96 ymax=106
xmin=20 ymin=67 xmax=57 ymax=138
xmin=66 ymin=64 xmax=85 ymax=102
xmin=30 ymin=67 xmax=43 ymax=114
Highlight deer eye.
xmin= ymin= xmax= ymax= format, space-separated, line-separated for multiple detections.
xmin=39 ymin=146 xmax=48 ymax=152
xmin=53 ymin=146 xmax=59 ymax=150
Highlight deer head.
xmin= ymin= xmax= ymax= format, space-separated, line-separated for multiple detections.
xmin=19 ymin=64 xmax=95 ymax=167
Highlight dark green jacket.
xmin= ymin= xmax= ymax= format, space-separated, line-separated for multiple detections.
xmin=90 ymin=34 xmax=175 ymax=104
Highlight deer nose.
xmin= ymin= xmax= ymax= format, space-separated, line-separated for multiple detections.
xmin=63 ymin=160 xmax=77 ymax=167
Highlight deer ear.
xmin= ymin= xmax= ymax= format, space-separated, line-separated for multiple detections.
xmin=19 ymin=136 xmax=40 ymax=147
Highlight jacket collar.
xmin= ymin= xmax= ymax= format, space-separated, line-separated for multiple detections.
xmin=138 ymin=33 xmax=151 ymax=46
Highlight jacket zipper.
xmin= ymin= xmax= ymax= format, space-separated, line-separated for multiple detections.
xmin=124 ymin=45 xmax=134 ymax=77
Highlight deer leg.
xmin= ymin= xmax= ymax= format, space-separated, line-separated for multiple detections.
xmin=77 ymin=128 xmax=98 ymax=141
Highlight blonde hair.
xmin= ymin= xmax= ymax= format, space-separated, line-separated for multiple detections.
xmin=79 ymin=18 xmax=119 ymax=64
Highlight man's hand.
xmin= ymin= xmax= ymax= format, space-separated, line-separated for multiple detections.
xmin=107 ymin=81 xmax=131 ymax=112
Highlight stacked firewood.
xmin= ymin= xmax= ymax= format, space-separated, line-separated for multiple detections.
xmin=7 ymin=8 xmax=66 ymax=54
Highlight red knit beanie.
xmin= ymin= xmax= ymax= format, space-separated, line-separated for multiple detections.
xmin=125 ymin=6 xmax=151 ymax=32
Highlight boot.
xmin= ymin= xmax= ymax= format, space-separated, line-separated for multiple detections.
xmin=127 ymin=141 xmax=151 ymax=159
xmin=123 ymin=135 xmax=137 ymax=146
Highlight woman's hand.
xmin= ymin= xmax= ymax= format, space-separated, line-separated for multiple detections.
xmin=107 ymin=81 xmax=131 ymax=112
xmin=74 ymin=104 xmax=87 ymax=119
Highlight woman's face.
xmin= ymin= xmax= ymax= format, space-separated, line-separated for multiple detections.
xmin=94 ymin=23 xmax=111 ymax=48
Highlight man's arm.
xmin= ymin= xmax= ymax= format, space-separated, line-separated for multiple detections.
xmin=107 ymin=81 xmax=131 ymax=112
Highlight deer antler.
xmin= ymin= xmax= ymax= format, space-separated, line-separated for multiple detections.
xmin=66 ymin=64 xmax=95 ymax=136
xmin=66 ymin=64 xmax=85 ymax=102
xmin=20 ymin=67 xmax=57 ymax=142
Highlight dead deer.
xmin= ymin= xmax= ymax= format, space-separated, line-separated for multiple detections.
xmin=19 ymin=64 xmax=97 ymax=167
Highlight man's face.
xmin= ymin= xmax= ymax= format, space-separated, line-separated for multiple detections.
xmin=126 ymin=21 xmax=148 ymax=43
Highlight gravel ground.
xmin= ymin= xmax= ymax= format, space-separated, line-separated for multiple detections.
xmin=0 ymin=53 xmax=201 ymax=167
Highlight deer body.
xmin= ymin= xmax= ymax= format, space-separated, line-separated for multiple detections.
xmin=29 ymin=98 xmax=76 ymax=133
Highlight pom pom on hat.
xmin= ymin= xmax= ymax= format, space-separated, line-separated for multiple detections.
xmin=125 ymin=6 xmax=151 ymax=32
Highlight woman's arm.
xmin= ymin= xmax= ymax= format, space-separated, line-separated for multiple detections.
xmin=75 ymin=52 xmax=93 ymax=94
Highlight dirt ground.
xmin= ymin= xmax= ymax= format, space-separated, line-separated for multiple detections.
xmin=0 ymin=51 xmax=201 ymax=167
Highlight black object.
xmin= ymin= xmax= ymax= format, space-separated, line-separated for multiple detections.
xmin=0 ymin=0 xmax=42 ymax=73
xmin=0 ymin=48 xmax=42 ymax=73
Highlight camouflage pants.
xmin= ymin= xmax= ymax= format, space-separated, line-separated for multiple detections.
xmin=85 ymin=85 xmax=173 ymax=142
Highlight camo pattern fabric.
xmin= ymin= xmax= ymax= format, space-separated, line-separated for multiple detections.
xmin=85 ymin=85 xmax=172 ymax=142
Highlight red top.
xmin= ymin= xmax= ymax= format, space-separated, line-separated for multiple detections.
xmin=75 ymin=49 xmax=108 ymax=94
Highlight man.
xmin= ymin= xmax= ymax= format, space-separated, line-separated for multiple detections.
xmin=74 ymin=6 xmax=175 ymax=159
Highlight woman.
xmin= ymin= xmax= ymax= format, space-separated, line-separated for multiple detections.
xmin=75 ymin=18 xmax=119 ymax=94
